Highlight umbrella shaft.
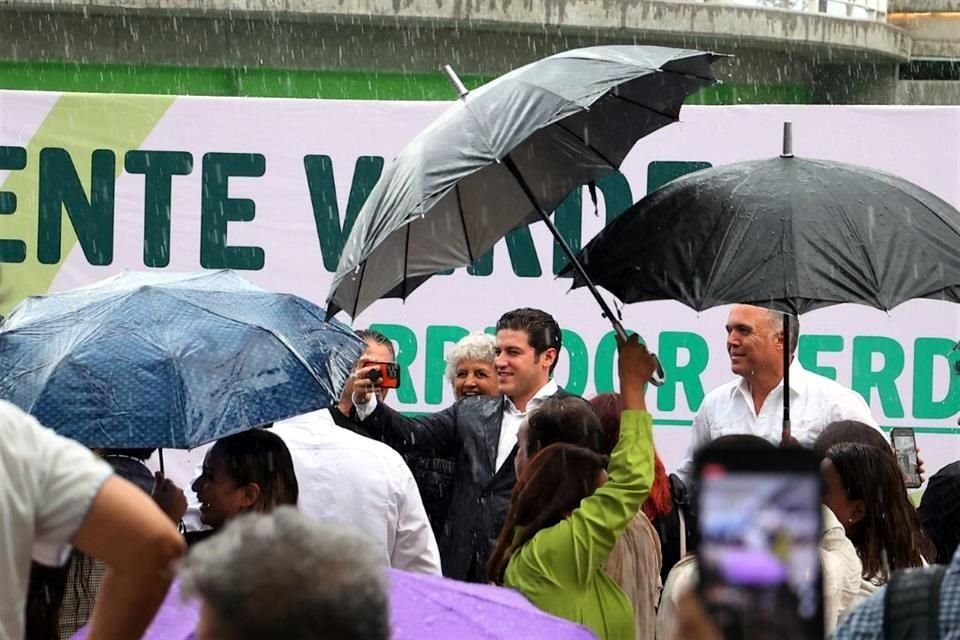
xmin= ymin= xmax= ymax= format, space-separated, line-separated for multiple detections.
xmin=501 ymin=155 xmax=628 ymax=341
xmin=782 ymin=315 xmax=792 ymax=443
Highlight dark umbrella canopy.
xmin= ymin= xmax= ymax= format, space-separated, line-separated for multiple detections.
xmin=326 ymin=45 xmax=720 ymax=319
xmin=564 ymin=138 xmax=960 ymax=441
xmin=565 ymin=155 xmax=960 ymax=315
xmin=0 ymin=271 xmax=363 ymax=449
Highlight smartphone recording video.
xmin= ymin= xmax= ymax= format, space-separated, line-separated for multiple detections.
xmin=891 ymin=428 xmax=922 ymax=489
xmin=696 ymin=448 xmax=824 ymax=640
xmin=366 ymin=362 xmax=401 ymax=389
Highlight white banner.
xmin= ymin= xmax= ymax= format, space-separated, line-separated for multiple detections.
xmin=1 ymin=92 xmax=957 ymax=484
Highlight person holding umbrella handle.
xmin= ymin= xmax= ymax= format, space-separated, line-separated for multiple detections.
xmin=487 ymin=335 xmax=658 ymax=640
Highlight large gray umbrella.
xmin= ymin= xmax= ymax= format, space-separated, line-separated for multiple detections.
xmin=564 ymin=123 xmax=960 ymax=439
xmin=325 ymin=45 xmax=720 ymax=332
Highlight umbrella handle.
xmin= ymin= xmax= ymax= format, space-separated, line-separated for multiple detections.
xmin=611 ymin=318 xmax=666 ymax=387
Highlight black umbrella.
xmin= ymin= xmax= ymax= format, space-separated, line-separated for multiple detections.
xmin=326 ymin=46 xmax=724 ymax=384
xmin=564 ymin=123 xmax=960 ymax=440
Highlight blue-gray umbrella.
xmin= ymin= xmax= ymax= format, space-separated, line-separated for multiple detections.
xmin=0 ymin=270 xmax=363 ymax=449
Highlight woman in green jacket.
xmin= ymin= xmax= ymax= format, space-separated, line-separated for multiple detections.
xmin=487 ymin=336 xmax=657 ymax=640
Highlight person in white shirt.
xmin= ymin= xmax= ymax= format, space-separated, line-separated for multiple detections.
xmin=0 ymin=400 xmax=185 ymax=640
xmin=676 ymin=304 xmax=880 ymax=483
xmin=271 ymin=409 xmax=441 ymax=574
xmin=348 ymin=308 xmax=570 ymax=582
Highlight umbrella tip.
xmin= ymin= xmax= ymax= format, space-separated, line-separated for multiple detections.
xmin=781 ymin=121 xmax=794 ymax=159
xmin=441 ymin=64 xmax=470 ymax=100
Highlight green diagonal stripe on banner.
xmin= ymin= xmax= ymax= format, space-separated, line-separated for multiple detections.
xmin=0 ymin=92 xmax=174 ymax=314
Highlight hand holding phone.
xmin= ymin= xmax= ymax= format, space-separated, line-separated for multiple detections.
xmin=890 ymin=428 xmax=922 ymax=489
xmin=365 ymin=361 xmax=401 ymax=389
xmin=695 ymin=446 xmax=824 ymax=640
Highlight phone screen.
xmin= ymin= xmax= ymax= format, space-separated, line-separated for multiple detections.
xmin=698 ymin=467 xmax=823 ymax=640
xmin=892 ymin=432 xmax=920 ymax=487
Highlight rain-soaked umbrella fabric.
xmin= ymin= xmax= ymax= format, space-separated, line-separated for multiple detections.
xmin=565 ymin=155 xmax=960 ymax=315
xmin=389 ymin=569 xmax=596 ymax=639
xmin=326 ymin=45 xmax=720 ymax=319
xmin=0 ymin=270 xmax=362 ymax=449
xmin=72 ymin=572 xmax=597 ymax=640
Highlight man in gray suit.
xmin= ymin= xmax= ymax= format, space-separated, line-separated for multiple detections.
xmin=350 ymin=308 xmax=579 ymax=582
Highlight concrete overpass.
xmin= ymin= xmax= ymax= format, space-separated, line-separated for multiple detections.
xmin=0 ymin=0 xmax=955 ymax=103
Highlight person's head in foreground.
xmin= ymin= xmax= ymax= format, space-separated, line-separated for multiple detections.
xmin=514 ymin=394 xmax=606 ymax=477
xmin=812 ymin=420 xmax=895 ymax=464
xmin=192 ymin=428 xmax=299 ymax=529
xmin=445 ymin=331 xmax=498 ymax=400
xmin=181 ymin=507 xmax=389 ymax=640
xmin=821 ymin=442 xmax=933 ymax=581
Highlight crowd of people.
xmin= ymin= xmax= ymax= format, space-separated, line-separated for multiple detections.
xmin=2 ymin=303 xmax=959 ymax=640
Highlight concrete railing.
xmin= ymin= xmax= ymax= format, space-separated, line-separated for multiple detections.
xmin=700 ymin=0 xmax=887 ymax=20
xmin=0 ymin=0 xmax=911 ymax=64
xmin=1 ymin=0 xmax=890 ymax=21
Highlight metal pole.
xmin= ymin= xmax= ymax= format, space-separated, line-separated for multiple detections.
xmin=782 ymin=315 xmax=792 ymax=445
xmin=501 ymin=154 xmax=665 ymax=386
xmin=782 ymin=121 xmax=794 ymax=158
xmin=442 ymin=64 xmax=470 ymax=100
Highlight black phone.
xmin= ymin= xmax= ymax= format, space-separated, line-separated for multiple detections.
xmin=695 ymin=446 xmax=824 ymax=640
xmin=890 ymin=427 xmax=922 ymax=489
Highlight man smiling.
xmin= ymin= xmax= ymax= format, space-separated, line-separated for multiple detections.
xmin=350 ymin=308 xmax=575 ymax=582
xmin=676 ymin=304 xmax=879 ymax=483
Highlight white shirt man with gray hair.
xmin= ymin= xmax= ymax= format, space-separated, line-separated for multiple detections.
xmin=676 ymin=304 xmax=881 ymax=483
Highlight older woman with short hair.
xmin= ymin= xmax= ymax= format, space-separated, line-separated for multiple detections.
xmin=445 ymin=332 xmax=497 ymax=400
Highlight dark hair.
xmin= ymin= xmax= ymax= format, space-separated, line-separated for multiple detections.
xmin=590 ymin=393 xmax=673 ymax=521
xmin=102 ymin=447 xmax=156 ymax=460
xmin=26 ymin=553 xmax=95 ymax=640
xmin=918 ymin=461 xmax=960 ymax=564
xmin=704 ymin=433 xmax=777 ymax=453
xmin=526 ymin=396 xmax=605 ymax=457
xmin=496 ymin=308 xmax=562 ymax=374
xmin=813 ymin=420 xmax=893 ymax=462
xmin=487 ymin=443 xmax=608 ymax=584
xmin=826 ymin=443 xmax=933 ymax=580
xmin=210 ymin=428 xmax=299 ymax=514
xmin=356 ymin=329 xmax=395 ymax=359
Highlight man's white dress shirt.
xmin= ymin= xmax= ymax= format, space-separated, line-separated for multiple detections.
xmin=676 ymin=362 xmax=881 ymax=482
xmin=495 ymin=379 xmax=559 ymax=471
xmin=272 ymin=410 xmax=442 ymax=574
